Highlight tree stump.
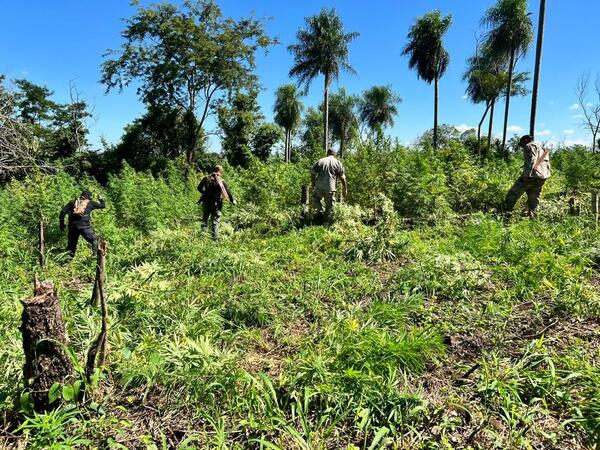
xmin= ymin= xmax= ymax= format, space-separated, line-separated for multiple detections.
xmin=20 ymin=280 xmax=74 ymax=411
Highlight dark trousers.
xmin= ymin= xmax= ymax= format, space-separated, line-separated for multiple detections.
xmin=504 ymin=177 xmax=546 ymax=217
xmin=202 ymin=204 xmax=222 ymax=240
xmin=67 ymin=226 xmax=97 ymax=257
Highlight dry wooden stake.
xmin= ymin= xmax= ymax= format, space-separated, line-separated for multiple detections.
xmin=38 ymin=219 xmax=45 ymax=268
xmin=86 ymin=239 xmax=109 ymax=379
xmin=592 ymin=191 xmax=599 ymax=223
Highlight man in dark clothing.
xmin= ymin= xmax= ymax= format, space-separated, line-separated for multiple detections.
xmin=197 ymin=165 xmax=236 ymax=240
xmin=59 ymin=191 xmax=106 ymax=257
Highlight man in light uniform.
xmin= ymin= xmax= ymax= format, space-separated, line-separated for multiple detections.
xmin=311 ymin=148 xmax=347 ymax=224
xmin=504 ymin=134 xmax=551 ymax=218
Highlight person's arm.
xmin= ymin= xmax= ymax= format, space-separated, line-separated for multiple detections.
xmin=197 ymin=178 xmax=206 ymax=193
xmin=59 ymin=202 xmax=71 ymax=230
xmin=338 ymin=162 xmax=347 ymax=198
xmin=89 ymin=197 xmax=106 ymax=210
xmin=340 ymin=175 xmax=348 ymax=199
xmin=223 ymin=181 xmax=236 ymax=205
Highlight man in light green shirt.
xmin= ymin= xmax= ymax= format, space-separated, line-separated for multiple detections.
xmin=311 ymin=149 xmax=347 ymax=224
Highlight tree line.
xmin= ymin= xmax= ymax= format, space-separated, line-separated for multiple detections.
xmin=2 ymin=0 xmax=599 ymax=183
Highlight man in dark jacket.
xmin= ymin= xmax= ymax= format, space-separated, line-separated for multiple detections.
xmin=197 ymin=165 xmax=236 ymax=240
xmin=59 ymin=190 xmax=105 ymax=257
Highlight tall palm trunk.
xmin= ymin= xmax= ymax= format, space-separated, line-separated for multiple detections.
xmin=283 ymin=128 xmax=289 ymax=162
xmin=433 ymin=75 xmax=439 ymax=150
xmin=529 ymin=0 xmax=546 ymax=138
xmin=487 ymin=98 xmax=496 ymax=156
xmin=502 ymin=47 xmax=516 ymax=158
xmin=185 ymin=109 xmax=198 ymax=166
xmin=323 ymin=73 xmax=331 ymax=154
xmin=340 ymin=132 xmax=345 ymax=159
xmin=287 ymin=129 xmax=292 ymax=161
xmin=477 ymin=101 xmax=492 ymax=157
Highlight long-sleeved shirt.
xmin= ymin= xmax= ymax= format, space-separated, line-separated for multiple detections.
xmin=197 ymin=173 xmax=234 ymax=209
xmin=59 ymin=198 xmax=105 ymax=229
xmin=522 ymin=142 xmax=551 ymax=180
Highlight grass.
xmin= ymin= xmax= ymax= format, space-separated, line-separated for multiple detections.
xmin=1 ymin=155 xmax=600 ymax=449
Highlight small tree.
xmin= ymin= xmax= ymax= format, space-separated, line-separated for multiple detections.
xmin=402 ymin=10 xmax=452 ymax=150
xmin=218 ymin=90 xmax=262 ymax=168
xmin=101 ymin=0 xmax=275 ymax=166
xmin=288 ymin=8 xmax=359 ymax=154
xmin=252 ymin=123 xmax=281 ymax=162
xmin=575 ymin=73 xmax=600 ymax=153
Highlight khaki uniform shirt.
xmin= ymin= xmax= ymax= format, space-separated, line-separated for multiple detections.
xmin=522 ymin=142 xmax=551 ymax=180
xmin=312 ymin=155 xmax=345 ymax=192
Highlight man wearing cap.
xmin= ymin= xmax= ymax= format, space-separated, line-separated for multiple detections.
xmin=311 ymin=148 xmax=347 ymax=224
xmin=504 ymin=135 xmax=551 ymax=218
xmin=197 ymin=165 xmax=236 ymax=240
xmin=59 ymin=190 xmax=106 ymax=257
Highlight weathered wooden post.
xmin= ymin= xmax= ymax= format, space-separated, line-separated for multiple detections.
xmin=91 ymin=239 xmax=107 ymax=307
xmin=568 ymin=197 xmax=580 ymax=216
xmin=301 ymin=185 xmax=311 ymax=218
xmin=38 ymin=219 xmax=45 ymax=268
xmin=87 ymin=239 xmax=109 ymax=379
xmin=21 ymin=280 xmax=74 ymax=410
xmin=592 ymin=191 xmax=599 ymax=223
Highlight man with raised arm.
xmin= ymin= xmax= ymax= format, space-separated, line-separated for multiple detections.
xmin=504 ymin=134 xmax=551 ymax=219
xmin=311 ymin=148 xmax=347 ymax=224
xmin=59 ymin=190 xmax=106 ymax=257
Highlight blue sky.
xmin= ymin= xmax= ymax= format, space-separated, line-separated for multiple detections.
xmin=1 ymin=0 xmax=599 ymax=151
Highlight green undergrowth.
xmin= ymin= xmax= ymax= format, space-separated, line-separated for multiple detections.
xmin=1 ymin=154 xmax=600 ymax=449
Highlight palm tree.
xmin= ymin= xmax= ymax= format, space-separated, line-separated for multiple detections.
xmin=288 ymin=8 xmax=359 ymax=155
xmin=482 ymin=0 xmax=533 ymax=156
xmin=328 ymin=88 xmax=358 ymax=158
xmin=463 ymin=43 xmax=507 ymax=156
xmin=273 ymin=84 xmax=303 ymax=162
xmin=358 ymin=85 xmax=402 ymax=144
xmin=402 ymin=10 xmax=452 ymax=150
xmin=529 ymin=0 xmax=546 ymax=138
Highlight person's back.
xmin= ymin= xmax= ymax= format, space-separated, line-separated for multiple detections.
xmin=522 ymin=141 xmax=551 ymax=180
xmin=312 ymin=154 xmax=345 ymax=194
xmin=197 ymin=165 xmax=235 ymax=240
xmin=310 ymin=149 xmax=347 ymax=224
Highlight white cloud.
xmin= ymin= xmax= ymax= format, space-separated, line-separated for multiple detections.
xmin=572 ymin=114 xmax=584 ymax=119
xmin=549 ymin=101 xmax=555 ymax=105
xmin=461 ymin=94 xmax=468 ymax=100
xmin=565 ymin=138 xmax=590 ymax=147
xmin=563 ymin=129 xmax=575 ymax=135
xmin=537 ymin=130 xmax=551 ymax=136
xmin=455 ymin=124 xmax=475 ymax=133
xmin=507 ymin=125 xmax=524 ymax=133
xmin=569 ymin=103 xmax=580 ymax=110
xmin=586 ymin=102 xmax=593 ymax=107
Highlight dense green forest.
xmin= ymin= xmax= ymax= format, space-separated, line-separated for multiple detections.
xmin=2 ymin=0 xmax=600 ymax=448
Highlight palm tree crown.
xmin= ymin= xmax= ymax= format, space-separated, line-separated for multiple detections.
xmin=359 ymin=85 xmax=402 ymax=141
xmin=482 ymin=0 xmax=533 ymax=66
xmin=288 ymin=8 xmax=359 ymax=93
xmin=274 ymin=84 xmax=303 ymax=162
xmin=402 ymin=10 xmax=453 ymax=84
xmin=274 ymin=84 xmax=303 ymax=133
